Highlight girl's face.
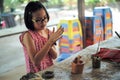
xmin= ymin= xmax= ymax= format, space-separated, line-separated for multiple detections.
xmin=32 ymin=9 xmax=48 ymax=31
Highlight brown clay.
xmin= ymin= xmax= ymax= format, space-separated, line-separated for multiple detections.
xmin=71 ymin=61 xmax=84 ymax=74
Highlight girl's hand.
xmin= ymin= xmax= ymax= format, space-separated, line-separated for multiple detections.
xmin=49 ymin=26 xmax=64 ymax=45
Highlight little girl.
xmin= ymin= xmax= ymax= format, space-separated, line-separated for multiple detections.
xmin=19 ymin=1 xmax=64 ymax=73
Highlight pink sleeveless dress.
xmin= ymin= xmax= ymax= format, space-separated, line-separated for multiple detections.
xmin=19 ymin=30 xmax=53 ymax=73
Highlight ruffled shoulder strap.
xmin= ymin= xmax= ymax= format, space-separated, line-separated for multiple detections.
xmin=19 ymin=31 xmax=28 ymax=46
xmin=19 ymin=30 xmax=38 ymax=46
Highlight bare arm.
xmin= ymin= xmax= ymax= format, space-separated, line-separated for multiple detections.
xmin=23 ymin=27 xmax=64 ymax=66
xmin=23 ymin=32 xmax=53 ymax=66
xmin=49 ymin=45 xmax=57 ymax=59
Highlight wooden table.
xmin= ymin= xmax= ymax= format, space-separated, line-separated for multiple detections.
xmin=38 ymin=36 xmax=120 ymax=80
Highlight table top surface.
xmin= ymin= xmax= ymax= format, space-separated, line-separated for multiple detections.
xmin=38 ymin=36 xmax=120 ymax=80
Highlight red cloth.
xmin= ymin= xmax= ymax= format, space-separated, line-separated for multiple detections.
xmin=94 ymin=48 xmax=120 ymax=63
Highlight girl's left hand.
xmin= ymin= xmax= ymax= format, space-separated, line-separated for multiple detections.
xmin=48 ymin=26 xmax=64 ymax=45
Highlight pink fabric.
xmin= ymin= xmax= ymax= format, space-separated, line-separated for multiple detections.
xmin=19 ymin=30 xmax=53 ymax=73
xmin=94 ymin=48 xmax=120 ymax=63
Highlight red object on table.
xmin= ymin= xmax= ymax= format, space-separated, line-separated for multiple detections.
xmin=94 ymin=48 xmax=120 ymax=63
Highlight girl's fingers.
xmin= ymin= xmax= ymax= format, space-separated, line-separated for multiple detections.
xmin=55 ymin=30 xmax=63 ymax=37
xmin=58 ymin=28 xmax=64 ymax=36
xmin=59 ymin=35 xmax=63 ymax=39
xmin=56 ymin=27 xmax=64 ymax=34
xmin=54 ymin=35 xmax=63 ymax=42
xmin=57 ymin=25 xmax=63 ymax=31
xmin=51 ymin=26 xmax=64 ymax=42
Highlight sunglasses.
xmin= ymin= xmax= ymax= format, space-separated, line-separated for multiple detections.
xmin=32 ymin=16 xmax=47 ymax=23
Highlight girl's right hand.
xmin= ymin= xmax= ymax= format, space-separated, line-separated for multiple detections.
xmin=48 ymin=26 xmax=64 ymax=45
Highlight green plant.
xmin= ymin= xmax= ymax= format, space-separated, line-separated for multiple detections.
xmin=4 ymin=0 xmax=21 ymax=12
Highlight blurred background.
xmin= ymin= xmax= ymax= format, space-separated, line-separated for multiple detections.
xmin=0 ymin=0 xmax=120 ymax=80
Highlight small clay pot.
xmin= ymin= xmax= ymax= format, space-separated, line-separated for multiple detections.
xmin=92 ymin=55 xmax=101 ymax=69
xmin=42 ymin=71 xmax=54 ymax=79
xmin=71 ymin=62 xmax=84 ymax=74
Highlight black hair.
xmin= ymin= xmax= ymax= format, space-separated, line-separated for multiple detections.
xmin=24 ymin=1 xmax=49 ymax=31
